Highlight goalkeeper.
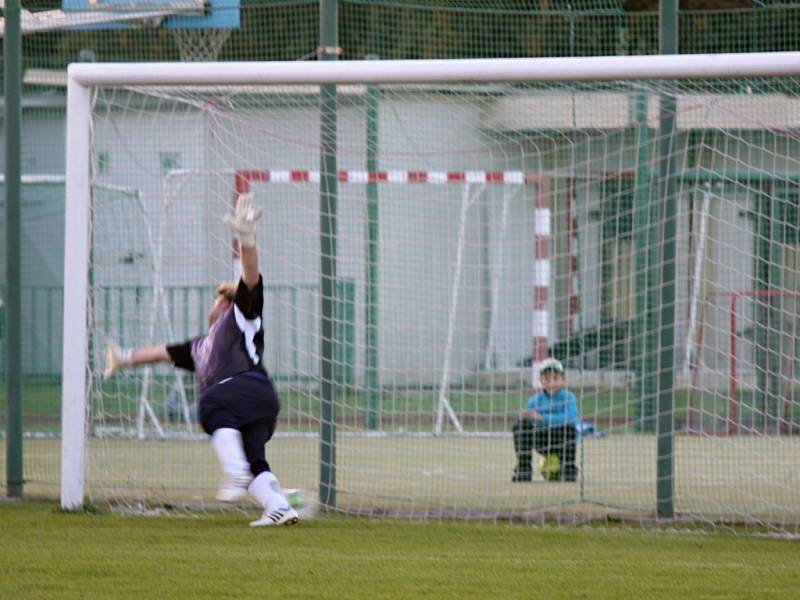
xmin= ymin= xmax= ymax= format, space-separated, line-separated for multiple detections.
xmin=104 ymin=194 xmax=299 ymax=527
xmin=512 ymin=358 xmax=580 ymax=482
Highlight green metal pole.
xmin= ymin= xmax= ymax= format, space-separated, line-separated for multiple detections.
xmin=632 ymin=90 xmax=657 ymax=435
xmin=4 ymin=0 xmax=24 ymax=499
xmin=319 ymin=0 xmax=339 ymax=509
xmin=365 ymin=54 xmax=380 ymax=431
xmin=656 ymin=0 xmax=678 ymax=519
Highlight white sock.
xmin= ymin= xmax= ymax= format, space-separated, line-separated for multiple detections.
xmin=210 ymin=428 xmax=251 ymax=480
xmin=248 ymin=471 xmax=290 ymax=511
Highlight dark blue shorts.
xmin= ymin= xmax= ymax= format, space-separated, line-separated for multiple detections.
xmin=199 ymin=371 xmax=281 ymax=476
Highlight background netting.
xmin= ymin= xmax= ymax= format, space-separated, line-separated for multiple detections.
xmin=2 ymin=1 xmax=800 ymax=533
xmin=8 ymin=1 xmax=800 ymax=71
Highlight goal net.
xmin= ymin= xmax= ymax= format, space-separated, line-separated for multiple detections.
xmin=62 ymin=56 xmax=800 ymax=532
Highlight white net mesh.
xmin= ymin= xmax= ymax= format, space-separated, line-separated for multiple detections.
xmin=63 ymin=73 xmax=800 ymax=532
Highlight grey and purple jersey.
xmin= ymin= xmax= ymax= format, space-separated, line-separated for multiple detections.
xmin=167 ymin=276 xmax=266 ymax=392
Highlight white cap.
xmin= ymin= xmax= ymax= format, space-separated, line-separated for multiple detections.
xmin=538 ymin=358 xmax=564 ymax=375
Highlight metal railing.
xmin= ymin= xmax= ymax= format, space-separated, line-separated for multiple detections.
xmin=0 ymin=280 xmax=356 ymax=382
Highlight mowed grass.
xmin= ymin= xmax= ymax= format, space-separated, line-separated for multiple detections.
xmin=5 ymin=434 xmax=800 ymax=523
xmin=0 ymin=501 xmax=798 ymax=600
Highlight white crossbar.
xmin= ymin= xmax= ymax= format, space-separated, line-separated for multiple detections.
xmin=68 ymin=52 xmax=800 ymax=87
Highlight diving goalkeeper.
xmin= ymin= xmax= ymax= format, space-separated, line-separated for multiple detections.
xmin=104 ymin=194 xmax=299 ymax=527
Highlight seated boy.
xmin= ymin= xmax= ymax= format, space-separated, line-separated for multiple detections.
xmin=512 ymin=358 xmax=580 ymax=482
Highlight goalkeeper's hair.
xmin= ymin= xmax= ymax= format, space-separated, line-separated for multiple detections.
xmin=215 ymin=282 xmax=237 ymax=303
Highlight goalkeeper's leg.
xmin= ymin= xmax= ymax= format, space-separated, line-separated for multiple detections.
xmin=201 ymin=388 xmax=253 ymax=501
xmin=209 ymin=428 xmax=252 ymax=502
xmin=242 ymin=420 xmax=298 ymax=527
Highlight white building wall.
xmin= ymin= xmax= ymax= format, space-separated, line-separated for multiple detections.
xmin=16 ymin=92 xmax=800 ymax=382
xmin=88 ymin=95 xmax=501 ymax=386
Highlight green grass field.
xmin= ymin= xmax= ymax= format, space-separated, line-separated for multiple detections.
xmin=0 ymin=500 xmax=798 ymax=600
xmin=4 ymin=377 xmax=799 ymax=534
xmin=5 ymin=434 xmax=800 ymax=528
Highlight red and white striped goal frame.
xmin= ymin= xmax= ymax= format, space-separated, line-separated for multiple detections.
xmin=235 ymin=169 xmax=554 ymax=388
xmin=234 ymin=169 xmax=548 ymax=187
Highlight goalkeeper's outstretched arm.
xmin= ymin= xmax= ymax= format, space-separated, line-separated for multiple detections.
xmin=223 ymin=193 xmax=263 ymax=290
xmin=104 ymin=343 xmax=170 ymax=379
xmin=239 ymin=240 xmax=259 ymax=290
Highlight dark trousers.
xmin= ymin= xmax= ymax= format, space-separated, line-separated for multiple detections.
xmin=512 ymin=419 xmax=578 ymax=478
xmin=199 ymin=372 xmax=281 ymax=478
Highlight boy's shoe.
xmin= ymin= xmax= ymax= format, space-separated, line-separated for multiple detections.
xmin=561 ymin=468 xmax=578 ymax=482
xmin=250 ymin=506 xmax=300 ymax=527
xmin=512 ymin=469 xmax=532 ymax=482
xmin=216 ymin=475 xmax=252 ymax=502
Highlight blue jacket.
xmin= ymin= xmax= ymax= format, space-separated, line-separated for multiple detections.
xmin=524 ymin=388 xmax=580 ymax=428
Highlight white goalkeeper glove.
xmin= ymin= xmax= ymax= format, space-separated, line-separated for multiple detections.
xmin=223 ymin=193 xmax=263 ymax=247
xmin=104 ymin=342 xmax=133 ymax=379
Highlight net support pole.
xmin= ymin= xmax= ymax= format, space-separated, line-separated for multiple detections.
xmin=632 ymin=90 xmax=651 ymax=434
xmin=636 ymin=95 xmax=661 ymax=435
xmin=483 ymin=186 xmax=514 ymax=370
xmin=3 ymin=0 xmax=23 ymax=499
xmin=656 ymin=0 xmax=678 ymax=519
xmin=318 ymin=0 xmax=338 ymax=509
xmin=684 ymin=186 xmax=711 ymax=374
xmin=135 ymin=178 xmax=194 ymax=435
xmin=61 ymin=76 xmax=92 ymax=510
xmin=435 ymin=184 xmax=480 ymax=435
xmin=364 ymin=55 xmax=380 ymax=431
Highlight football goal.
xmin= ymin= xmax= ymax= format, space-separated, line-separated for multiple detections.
xmin=61 ymin=53 xmax=800 ymax=534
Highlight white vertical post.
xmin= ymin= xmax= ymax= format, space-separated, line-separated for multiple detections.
xmin=483 ymin=185 xmax=515 ymax=370
xmin=61 ymin=74 xmax=91 ymax=510
xmin=684 ymin=186 xmax=711 ymax=374
xmin=135 ymin=192 xmax=166 ymax=439
xmin=435 ymin=183 xmax=484 ymax=435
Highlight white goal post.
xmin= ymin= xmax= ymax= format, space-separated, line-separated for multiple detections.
xmin=63 ymin=53 xmax=800 ymax=529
